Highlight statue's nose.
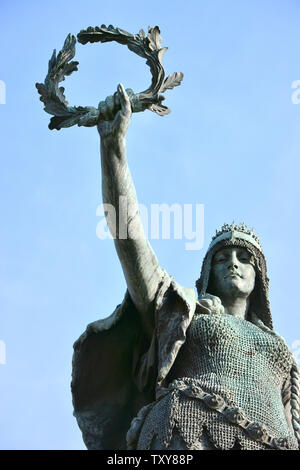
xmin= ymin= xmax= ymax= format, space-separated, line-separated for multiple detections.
xmin=227 ymin=252 xmax=239 ymax=269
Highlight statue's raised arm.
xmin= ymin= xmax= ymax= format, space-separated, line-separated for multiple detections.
xmin=98 ymin=84 xmax=164 ymax=335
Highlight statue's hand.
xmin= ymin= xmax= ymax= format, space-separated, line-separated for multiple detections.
xmin=97 ymin=84 xmax=132 ymax=147
xmin=197 ymin=293 xmax=225 ymax=315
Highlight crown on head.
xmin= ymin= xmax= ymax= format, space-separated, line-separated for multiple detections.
xmin=209 ymin=221 xmax=262 ymax=251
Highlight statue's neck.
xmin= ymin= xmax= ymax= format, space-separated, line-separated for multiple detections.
xmin=221 ymin=296 xmax=250 ymax=320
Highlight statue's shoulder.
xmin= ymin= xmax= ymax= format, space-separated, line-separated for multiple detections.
xmin=154 ymin=272 xmax=197 ymax=314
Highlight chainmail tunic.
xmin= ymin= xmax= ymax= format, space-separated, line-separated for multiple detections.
xmin=136 ymin=313 xmax=298 ymax=450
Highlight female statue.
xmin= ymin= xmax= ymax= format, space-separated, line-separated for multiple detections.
xmin=71 ymin=85 xmax=300 ymax=450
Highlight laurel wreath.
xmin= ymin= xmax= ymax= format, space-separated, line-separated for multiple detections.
xmin=36 ymin=25 xmax=184 ymax=130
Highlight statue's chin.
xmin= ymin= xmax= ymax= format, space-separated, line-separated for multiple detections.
xmin=217 ymin=280 xmax=252 ymax=300
xmin=209 ymin=276 xmax=254 ymax=302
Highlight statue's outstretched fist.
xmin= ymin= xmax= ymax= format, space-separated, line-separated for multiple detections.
xmin=97 ymin=84 xmax=133 ymax=145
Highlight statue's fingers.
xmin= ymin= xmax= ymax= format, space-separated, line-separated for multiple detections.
xmin=204 ymin=293 xmax=222 ymax=306
xmin=105 ymin=95 xmax=115 ymax=120
xmin=197 ymin=304 xmax=211 ymax=315
xmin=199 ymin=299 xmax=213 ymax=309
xmin=113 ymin=91 xmax=121 ymax=110
xmin=98 ymin=100 xmax=108 ymax=120
xmin=117 ymin=83 xmax=132 ymax=115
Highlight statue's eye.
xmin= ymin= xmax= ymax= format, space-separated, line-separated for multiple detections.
xmin=239 ymin=254 xmax=251 ymax=262
xmin=214 ymin=255 xmax=226 ymax=263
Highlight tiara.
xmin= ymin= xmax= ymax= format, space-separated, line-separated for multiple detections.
xmin=209 ymin=221 xmax=262 ymax=251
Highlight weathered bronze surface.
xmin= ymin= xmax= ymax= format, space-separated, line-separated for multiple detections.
xmin=37 ymin=24 xmax=300 ymax=451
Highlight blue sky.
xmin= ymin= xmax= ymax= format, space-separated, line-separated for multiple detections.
xmin=1 ymin=0 xmax=300 ymax=449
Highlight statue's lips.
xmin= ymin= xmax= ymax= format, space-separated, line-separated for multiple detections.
xmin=224 ymin=272 xmax=242 ymax=279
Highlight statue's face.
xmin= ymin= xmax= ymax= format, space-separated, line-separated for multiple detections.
xmin=210 ymin=247 xmax=256 ymax=300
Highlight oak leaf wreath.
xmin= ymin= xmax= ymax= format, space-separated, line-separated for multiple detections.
xmin=36 ymin=25 xmax=184 ymax=130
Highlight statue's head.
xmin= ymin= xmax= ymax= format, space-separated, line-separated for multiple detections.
xmin=209 ymin=246 xmax=256 ymax=301
xmin=196 ymin=222 xmax=272 ymax=329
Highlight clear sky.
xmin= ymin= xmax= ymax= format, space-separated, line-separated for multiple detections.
xmin=0 ymin=0 xmax=300 ymax=450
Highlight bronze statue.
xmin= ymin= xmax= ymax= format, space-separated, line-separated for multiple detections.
xmin=37 ymin=25 xmax=300 ymax=451
xmin=71 ymin=84 xmax=300 ymax=450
